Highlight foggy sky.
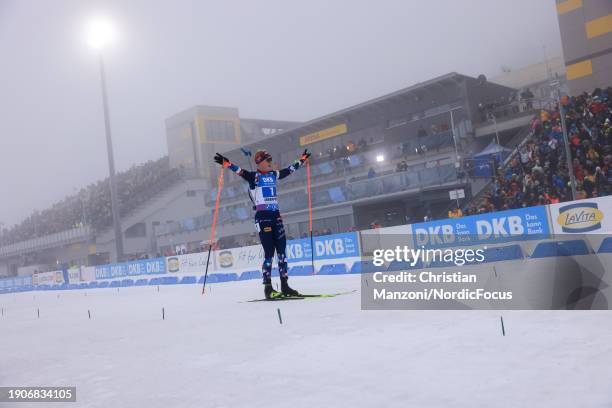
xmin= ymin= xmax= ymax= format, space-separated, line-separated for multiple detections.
xmin=0 ymin=0 xmax=562 ymax=229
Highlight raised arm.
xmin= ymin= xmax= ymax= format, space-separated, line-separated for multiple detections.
xmin=214 ymin=153 xmax=255 ymax=184
xmin=278 ymin=149 xmax=311 ymax=180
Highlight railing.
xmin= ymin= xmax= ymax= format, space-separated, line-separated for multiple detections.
xmin=478 ymin=97 xmax=557 ymax=124
xmin=157 ymin=163 xmax=459 ymax=237
xmin=0 ymin=226 xmax=92 ymax=258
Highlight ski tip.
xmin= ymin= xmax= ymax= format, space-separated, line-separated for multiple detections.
xmin=298 ymin=289 xmax=357 ymax=298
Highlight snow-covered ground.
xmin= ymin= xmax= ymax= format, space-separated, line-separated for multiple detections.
xmin=1 ymin=274 xmax=611 ymax=408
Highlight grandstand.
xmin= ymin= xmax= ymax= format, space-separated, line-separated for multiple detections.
xmin=154 ymin=72 xmax=527 ymax=253
xmin=0 ymin=116 xmax=300 ymax=276
xmin=468 ymin=86 xmax=612 ymax=215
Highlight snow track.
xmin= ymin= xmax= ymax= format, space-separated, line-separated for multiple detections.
xmin=1 ymin=275 xmax=611 ymax=407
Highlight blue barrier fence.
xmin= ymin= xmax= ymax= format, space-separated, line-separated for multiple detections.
xmin=1 ymin=199 xmax=609 ymax=294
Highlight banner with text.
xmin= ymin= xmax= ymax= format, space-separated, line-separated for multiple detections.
xmin=95 ymin=258 xmax=166 ymax=280
xmin=412 ymin=205 xmax=550 ymax=248
xmin=214 ymin=232 xmax=360 ymax=271
xmin=548 ymin=195 xmax=611 ymax=235
xmin=32 ymin=271 xmax=63 ymax=285
xmin=0 ymin=276 xmax=33 ymax=289
xmin=166 ymin=252 xmax=219 ymax=274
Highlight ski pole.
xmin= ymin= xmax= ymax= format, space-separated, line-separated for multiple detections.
xmin=202 ymin=166 xmax=224 ymax=295
xmin=306 ymin=159 xmax=314 ymax=275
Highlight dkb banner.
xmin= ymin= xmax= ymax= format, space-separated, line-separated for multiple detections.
xmin=411 ymin=205 xmax=550 ymax=248
xmin=95 ymin=258 xmax=166 ymax=280
xmin=214 ymin=232 xmax=360 ymax=270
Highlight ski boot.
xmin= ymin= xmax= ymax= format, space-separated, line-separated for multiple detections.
xmin=264 ymin=283 xmax=282 ymax=300
xmin=280 ymin=277 xmax=300 ymax=297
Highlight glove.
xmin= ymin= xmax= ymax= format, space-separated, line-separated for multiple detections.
xmin=300 ymin=149 xmax=311 ymax=162
xmin=214 ymin=153 xmax=231 ymax=168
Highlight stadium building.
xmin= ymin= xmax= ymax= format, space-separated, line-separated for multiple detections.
xmin=1 ymin=71 xmax=546 ymax=276
xmin=491 ymin=55 xmax=569 ymax=101
xmin=556 ymin=0 xmax=612 ymax=95
xmin=154 ymin=72 xmax=529 ymax=253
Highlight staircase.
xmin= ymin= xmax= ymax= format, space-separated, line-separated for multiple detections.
xmin=438 ymin=115 xmax=536 ymax=219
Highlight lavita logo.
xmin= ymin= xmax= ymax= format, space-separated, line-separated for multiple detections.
xmin=218 ymin=251 xmax=234 ymax=268
xmin=167 ymin=257 xmax=180 ymax=273
xmin=557 ymin=202 xmax=603 ymax=233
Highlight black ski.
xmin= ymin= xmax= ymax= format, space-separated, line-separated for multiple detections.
xmin=242 ymin=296 xmax=305 ymax=303
xmin=241 ymin=290 xmax=356 ymax=303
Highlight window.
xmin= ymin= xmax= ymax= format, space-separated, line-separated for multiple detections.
xmin=125 ymin=222 xmax=146 ymax=238
xmin=311 ymin=216 xmax=346 ymax=235
xmin=205 ymin=120 xmax=236 ymax=142
xmin=285 ymin=223 xmax=300 ymax=240
xmin=337 ymin=214 xmax=353 ymax=233
xmin=186 ymin=190 xmax=196 ymax=197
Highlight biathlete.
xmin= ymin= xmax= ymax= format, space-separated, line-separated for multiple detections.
xmin=214 ymin=149 xmax=311 ymax=299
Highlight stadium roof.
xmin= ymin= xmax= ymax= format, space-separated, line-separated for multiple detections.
xmin=237 ymin=72 xmax=474 ymax=149
xmin=490 ymin=56 xmax=566 ymax=89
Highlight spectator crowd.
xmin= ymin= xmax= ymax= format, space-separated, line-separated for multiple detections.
xmin=2 ymin=157 xmax=180 ymax=245
xmin=466 ymin=87 xmax=611 ymax=215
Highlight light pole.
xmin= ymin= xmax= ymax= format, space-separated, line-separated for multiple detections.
xmin=551 ymin=80 xmax=577 ymax=201
xmin=488 ymin=111 xmax=501 ymax=147
xmin=86 ymin=18 xmax=124 ymax=262
xmin=449 ymin=107 xmax=463 ymax=209
xmin=449 ymin=107 xmax=462 ymax=160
